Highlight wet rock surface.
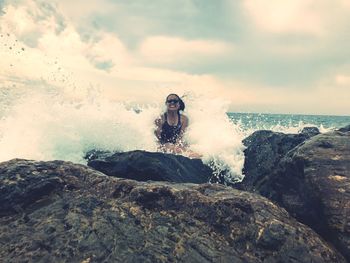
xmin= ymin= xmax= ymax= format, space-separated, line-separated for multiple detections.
xmin=240 ymin=127 xmax=350 ymax=261
xmin=240 ymin=128 xmax=319 ymax=191
xmin=86 ymin=150 xmax=213 ymax=184
xmin=0 ymin=159 xmax=345 ymax=262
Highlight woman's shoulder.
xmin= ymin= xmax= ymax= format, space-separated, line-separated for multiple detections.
xmin=180 ymin=114 xmax=188 ymax=119
xmin=180 ymin=114 xmax=189 ymax=124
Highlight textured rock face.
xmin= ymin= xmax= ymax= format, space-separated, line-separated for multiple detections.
xmin=272 ymin=130 xmax=350 ymax=261
xmin=241 ymin=129 xmax=350 ymax=261
xmin=0 ymin=159 xmax=345 ymax=262
xmin=86 ymin=150 xmax=213 ymax=184
xmin=241 ymin=129 xmax=319 ymax=191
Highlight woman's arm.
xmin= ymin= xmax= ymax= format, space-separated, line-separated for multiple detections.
xmin=154 ymin=116 xmax=163 ymax=141
xmin=181 ymin=115 xmax=189 ymax=132
xmin=176 ymin=115 xmax=188 ymax=145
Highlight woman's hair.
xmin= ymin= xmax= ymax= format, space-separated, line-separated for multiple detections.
xmin=166 ymin=93 xmax=185 ymax=112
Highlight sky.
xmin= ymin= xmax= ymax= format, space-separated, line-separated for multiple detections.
xmin=0 ymin=0 xmax=349 ymax=115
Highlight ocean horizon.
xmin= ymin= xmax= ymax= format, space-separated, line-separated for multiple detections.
xmin=228 ymin=112 xmax=350 ymax=132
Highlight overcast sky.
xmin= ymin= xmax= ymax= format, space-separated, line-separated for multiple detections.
xmin=0 ymin=0 xmax=350 ymax=115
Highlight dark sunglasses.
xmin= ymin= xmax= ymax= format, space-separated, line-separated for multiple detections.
xmin=166 ymin=99 xmax=179 ymax=104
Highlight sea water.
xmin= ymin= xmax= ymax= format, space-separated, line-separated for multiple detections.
xmin=228 ymin=112 xmax=350 ymax=133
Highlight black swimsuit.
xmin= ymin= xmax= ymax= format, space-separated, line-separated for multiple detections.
xmin=160 ymin=112 xmax=182 ymax=144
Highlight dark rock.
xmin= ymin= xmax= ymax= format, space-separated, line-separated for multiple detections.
xmin=338 ymin=124 xmax=350 ymax=132
xmin=242 ymin=129 xmax=350 ymax=261
xmin=300 ymin=126 xmax=320 ymax=137
xmin=240 ymin=129 xmax=318 ymax=191
xmin=85 ymin=149 xmax=113 ymax=161
xmin=86 ymin=150 xmax=213 ymax=184
xmin=0 ymin=159 xmax=345 ymax=262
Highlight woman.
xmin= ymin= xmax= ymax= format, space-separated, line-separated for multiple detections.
xmin=154 ymin=94 xmax=189 ymax=154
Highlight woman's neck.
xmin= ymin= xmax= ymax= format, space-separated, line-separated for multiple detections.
xmin=166 ymin=110 xmax=178 ymax=117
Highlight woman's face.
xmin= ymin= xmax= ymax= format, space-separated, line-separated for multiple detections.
xmin=166 ymin=95 xmax=180 ymax=111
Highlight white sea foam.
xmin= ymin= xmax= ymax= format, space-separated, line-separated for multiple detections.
xmin=0 ymin=82 xmax=247 ymax=181
xmin=183 ymin=94 xmax=246 ymax=181
xmin=268 ymin=122 xmax=332 ymax=134
xmin=1 ymin=80 xmax=347 ymax=184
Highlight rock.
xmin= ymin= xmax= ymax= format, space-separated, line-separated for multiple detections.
xmin=86 ymin=150 xmax=213 ymax=184
xmin=241 ymin=128 xmax=318 ymax=191
xmin=338 ymin=124 xmax=350 ymax=132
xmin=300 ymin=126 xmax=320 ymax=137
xmin=0 ymin=159 xmax=345 ymax=262
xmin=85 ymin=149 xmax=113 ymax=161
xmin=242 ymin=129 xmax=350 ymax=261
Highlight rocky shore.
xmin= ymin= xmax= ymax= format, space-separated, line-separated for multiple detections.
xmin=240 ymin=125 xmax=350 ymax=261
xmin=0 ymin=125 xmax=349 ymax=262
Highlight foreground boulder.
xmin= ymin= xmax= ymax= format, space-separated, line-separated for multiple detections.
xmin=240 ymin=128 xmax=350 ymax=261
xmin=0 ymin=159 xmax=345 ymax=262
xmin=240 ymin=128 xmax=319 ymax=190
xmin=86 ymin=150 xmax=213 ymax=184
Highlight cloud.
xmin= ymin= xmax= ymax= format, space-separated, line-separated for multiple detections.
xmin=1 ymin=0 xmax=349 ymax=115
xmin=138 ymin=36 xmax=234 ymax=65
xmin=335 ymin=74 xmax=350 ymax=86
xmin=0 ymin=0 xmax=232 ymax=103
xmin=57 ymin=0 xmax=116 ymax=20
xmin=0 ymin=0 xmax=66 ymax=46
xmin=223 ymin=77 xmax=350 ymax=115
xmin=242 ymin=0 xmax=350 ymax=37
